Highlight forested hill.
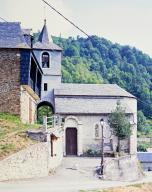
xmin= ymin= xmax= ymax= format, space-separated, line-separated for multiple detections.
xmin=52 ymin=35 xmax=152 ymax=117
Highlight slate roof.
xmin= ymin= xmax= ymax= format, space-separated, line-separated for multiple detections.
xmin=54 ymin=83 xmax=135 ymax=98
xmin=54 ymin=83 xmax=135 ymax=114
xmin=33 ymin=21 xmax=62 ymax=51
xmin=137 ymin=152 xmax=152 ymax=162
xmin=0 ymin=22 xmax=30 ymax=49
xmin=38 ymin=22 xmax=50 ymax=44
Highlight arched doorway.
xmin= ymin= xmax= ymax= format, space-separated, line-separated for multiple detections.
xmin=37 ymin=101 xmax=54 ymax=124
xmin=66 ymin=128 xmax=77 ymax=155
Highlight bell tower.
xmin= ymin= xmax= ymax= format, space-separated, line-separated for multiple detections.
xmin=33 ymin=20 xmax=62 ymax=106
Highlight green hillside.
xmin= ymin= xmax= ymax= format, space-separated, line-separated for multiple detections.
xmin=0 ymin=113 xmax=39 ymax=160
xmin=52 ymin=35 xmax=152 ymax=118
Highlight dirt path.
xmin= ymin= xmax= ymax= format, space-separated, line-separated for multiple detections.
xmin=0 ymin=157 xmax=152 ymax=192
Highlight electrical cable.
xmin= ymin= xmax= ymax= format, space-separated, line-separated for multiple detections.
xmin=42 ymin=0 xmax=152 ymax=116
xmin=0 ymin=16 xmax=7 ymax=22
xmin=42 ymin=0 xmax=90 ymax=38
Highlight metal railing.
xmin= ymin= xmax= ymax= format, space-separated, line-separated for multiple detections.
xmin=43 ymin=115 xmax=64 ymax=133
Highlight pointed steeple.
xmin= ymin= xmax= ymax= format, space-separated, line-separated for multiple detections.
xmin=38 ymin=19 xmax=52 ymax=43
xmin=33 ymin=20 xmax=62 ymax=51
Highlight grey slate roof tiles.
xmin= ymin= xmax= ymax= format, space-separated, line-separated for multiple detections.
xmin=54 ymin=83 xmax=135 ymax=114
xmin=54 ymin=83 xmax=135 ymax=98
xmin=0 ymin=22 xmax=30 ymax=49
xmin=38 ymin=22 xmax=50 ymax=44
xmin=0 ymin=22 xmax=61 ymax=50
xmin=33 ymin=41 xmax=62 ymax=50
xmin=33 ymin=22 xmax=62 ymax=51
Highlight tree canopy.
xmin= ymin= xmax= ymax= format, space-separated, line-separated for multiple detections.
xmin=137 ymin=111 xmax=147 ymax=132
xmin=53 ymin=35 xmax=152 ymax=118
xmin=108 ymin=101 xmax=132 ymax=140
xmin=108 ymin=101 xmax=132 ymax=152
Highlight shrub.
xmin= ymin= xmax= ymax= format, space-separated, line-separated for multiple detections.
xmin=137 ymin=143 xmax=150 ymax=152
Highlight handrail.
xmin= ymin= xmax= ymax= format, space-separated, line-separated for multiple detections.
xmin=43 ymin=115 xmax=63 ymax=132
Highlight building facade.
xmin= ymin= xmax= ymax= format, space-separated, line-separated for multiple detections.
xmin=0 ymin=21 xmax=137 ymax=156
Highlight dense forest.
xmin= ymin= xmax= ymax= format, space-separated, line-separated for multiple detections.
xmin=52 ymin=35 xmax=152 ymax=118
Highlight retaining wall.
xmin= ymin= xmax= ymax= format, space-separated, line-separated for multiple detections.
xmin=104 ymin=155 xmax=144 ymax=181
xmin=0 ymin=138 xmax=63 ymax=181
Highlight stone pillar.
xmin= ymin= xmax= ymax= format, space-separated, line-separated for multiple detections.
xmin=63 ymin=128 xmax=66 ymax=156
xmin=77 ymin=123 xmax=83 ymax=156
xmin=129 ymin=113 xmax=137 ymax=155
xmin=46 ymin=133 xmax=51 ymax=157
xmin=130 ymin=126 xmax=137 ymax=155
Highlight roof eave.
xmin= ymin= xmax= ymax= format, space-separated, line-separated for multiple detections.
xmin=54 ymin=94 xmax=136 ymax=99
xmin=0 ymin=47 xmax=31 ymax=49
xmin=33 ymin=47 xmax=62 ymax=51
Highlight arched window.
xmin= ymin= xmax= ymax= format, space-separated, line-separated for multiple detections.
xmin=42 ymin=52 xmax=49 ymax=68
xmin=95 ymin=124 xmax=100 ymax=138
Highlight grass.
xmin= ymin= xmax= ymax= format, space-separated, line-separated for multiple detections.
xmin=138 ymin=119 xmax=152 ymax=138
xmin=79 ymin=183 xmax=152 ymax=192
xmin=0 ymin=113 xmax=41 ymax=160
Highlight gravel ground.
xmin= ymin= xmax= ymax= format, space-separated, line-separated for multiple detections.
xmin=0 ymin=157 xmax=152 ymax=192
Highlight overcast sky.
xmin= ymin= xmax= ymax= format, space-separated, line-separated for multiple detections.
xmin=0 ymin=0 xmax=152 ymax=56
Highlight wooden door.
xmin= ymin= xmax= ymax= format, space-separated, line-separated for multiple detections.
xmin=66 ymin=128 xmax=77 ymax=155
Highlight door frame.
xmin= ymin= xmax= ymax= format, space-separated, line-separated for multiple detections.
xmin=63 ymin=116 xmax=83 ymax=156
xmin=66 ymin=127 xmax=78 ymax=156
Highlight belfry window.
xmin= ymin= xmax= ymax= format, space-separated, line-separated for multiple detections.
xmin=42 ymin=52 xmax=49 ymax=68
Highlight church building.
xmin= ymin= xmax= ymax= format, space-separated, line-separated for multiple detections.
xmin=0 ymin=21 xmax=137 ymax=156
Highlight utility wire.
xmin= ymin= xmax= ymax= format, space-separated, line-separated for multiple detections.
xmin=137 ymin=98 xmax=152 ymax=112
xmin=0 ymin=16 xmax=7 ymax=22
xmin=42 ymin=0 xmax=90 ymax=38
xmin=42 ymin=0 xmax=152 ymax=115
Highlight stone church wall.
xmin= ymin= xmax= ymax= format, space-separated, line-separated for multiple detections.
xmin=76 ymin=113 xmax=137 ymax=155
xmin=0 ymin=49 xmax=21 ymax=115
xmin=62 ymin=96 xmax=137 ymax=156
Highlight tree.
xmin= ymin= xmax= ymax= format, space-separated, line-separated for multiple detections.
xmin=37 ymin=105 xmax=53 ymax=124
xmin=137 ymin=110 xmax=146 ymax=132
xmin=108 ymin=101 xmax=132 ymax=153
xmin=52 ymin=35 xmax=152 ymax=117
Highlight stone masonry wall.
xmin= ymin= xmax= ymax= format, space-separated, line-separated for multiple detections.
xmin=0 ymin=49 xmax=21 ymax=115
xmin=20 ymin=86 xmax=38 ymax=124
xmin=104 ymin=155 xmax=144 ymax=181
xmin=0 ymin=139 xmax=63 ymax=181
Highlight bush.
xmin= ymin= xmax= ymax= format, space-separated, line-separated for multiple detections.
xmin=137 ymin=143 xmax=150 ymax=152
xmin=84 ymin=149 xmax=101 ymax=157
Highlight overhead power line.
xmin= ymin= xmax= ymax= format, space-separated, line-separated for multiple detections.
xmin=137 ymin=98 xmax=152 ymax=113
xmin=42 ymin=0 xmax=90 ymax=38
xmin=42 ymin=0 xmax=152 ymax=116
xmin=0 ymin=16 xmax=7 ymax=22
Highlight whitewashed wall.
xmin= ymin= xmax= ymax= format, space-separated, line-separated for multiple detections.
xmin=33 ymin=50 xmax=62 ymax=106
xmin=62 ymin=97 xmax=137 ymax=156
xmin=41 ymin=75 xmax=61 ymax=106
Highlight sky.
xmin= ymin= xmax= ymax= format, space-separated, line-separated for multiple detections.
xmin=0 ymin=0 xmax=152 ymax=56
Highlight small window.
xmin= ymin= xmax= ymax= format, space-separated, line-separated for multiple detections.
xmin=42 ymin=52 xmax=49 ymax=68
xmin=95 ymin=124 xmax=100 ymax=138
xmin=44 ymin=83 xmax=48 ymax=91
